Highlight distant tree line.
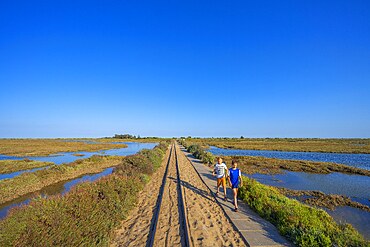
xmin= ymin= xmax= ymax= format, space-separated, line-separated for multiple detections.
xmin=113 ymin=134 xmax=138 ymax=139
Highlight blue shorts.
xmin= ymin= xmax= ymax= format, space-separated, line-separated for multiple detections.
xmin=231 ymin=182 xmax=239 ymax=189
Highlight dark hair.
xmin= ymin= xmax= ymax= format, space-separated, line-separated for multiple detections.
xmin=231 ymin=159 xmax=238 ymax=165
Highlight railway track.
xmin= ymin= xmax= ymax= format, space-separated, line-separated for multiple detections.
xmin=146 ymin=143 xmax=192 ymax=247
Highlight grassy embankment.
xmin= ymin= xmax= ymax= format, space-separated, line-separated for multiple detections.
xmin=0 ymin=142 xmax=169 ymax=246
xmin=0 ymin=160 xmax=53 ymax=174
xmin=0 ymin=155 xmax=123 ymax=204
xmin=239 ymin=178 xmax=369 ymax=247
xmin=182 ymin=141 xmax=369 ymax=246
xmin=186 ymin=137 xmax=370 ymax=153
xmin=0 ymin=139 xmax=127 ymax=157
xmin=221 ymin=155 xmax=370 ymax=176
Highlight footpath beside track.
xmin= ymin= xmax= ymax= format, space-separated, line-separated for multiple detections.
xmin=179 ymin=145 xmax=293 ymax=247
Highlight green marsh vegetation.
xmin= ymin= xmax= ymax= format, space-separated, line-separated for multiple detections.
xmin=0 ymin=142 xmax=169 ymax=246
xmin=0 ymin=139 xmax=128 ymax=157
xmin=239 ymin=177 xmax=369 ymax=246
xmin=0 ymin=155 xmax=123 ymax=204
xmin=0 ymin=159 xmax=53 ymax=174
xmin=186 ymin=137 xmax=370 ymax=153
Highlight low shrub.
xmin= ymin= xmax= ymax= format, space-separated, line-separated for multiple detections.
xmin=0 ymin=175 xmax=143 ymax=246
xmin=113 ymin=141 xmax=168 ymax=176
xmin=239 ymin=177 xmax=369 ymax=247
xmin=186 ymin=144 xmax=215 ymax=165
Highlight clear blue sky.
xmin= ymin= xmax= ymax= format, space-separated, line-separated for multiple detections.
xmin=1 ymin=1 xmax=369 ymax=138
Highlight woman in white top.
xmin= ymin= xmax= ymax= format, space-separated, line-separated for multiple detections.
xmin=213 ymin=157 xmax=228 ymax=200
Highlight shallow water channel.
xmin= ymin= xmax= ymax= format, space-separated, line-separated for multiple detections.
xmin=0 ymin=142 xmax=157 ymax=219
xmin=208 ymin=146 xmax=370 ymax=239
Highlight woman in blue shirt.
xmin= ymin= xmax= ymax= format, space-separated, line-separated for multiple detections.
xmin=228 ymin=160 xmax=243 ymax=212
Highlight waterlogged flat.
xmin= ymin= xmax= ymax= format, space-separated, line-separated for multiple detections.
xmin=209 ymin=146 xmax=370 ymax=170
xmin=0 ymin=142 xmax=157 ymax=181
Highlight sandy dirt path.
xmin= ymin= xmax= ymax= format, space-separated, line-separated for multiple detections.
xmin=110 ymin=146 xmax=172 ymax=247
xmin=153 ymin=144 xmax=184 ymax=246
xmin=175 ymin=144 xmax=245 ymax=247
xmin=111 ymin=143 xmax=245 ymax=246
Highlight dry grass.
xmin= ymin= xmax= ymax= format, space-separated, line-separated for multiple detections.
xmin=188 ymin=138 xmax=370 ymax=153
xmin=0 ymin=160 xmax=53 ymax=174
xmin=0 ymin=139 xmax=127 ymax=157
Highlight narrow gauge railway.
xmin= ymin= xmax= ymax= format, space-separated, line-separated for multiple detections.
xmin=147 ymin=143 xmax=191 ymax=247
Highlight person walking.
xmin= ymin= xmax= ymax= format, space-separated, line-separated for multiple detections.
xmin=228 ymin=160 xmax=243 ymax=212
xmin=213 ymin=157 xmax=228 ymax=200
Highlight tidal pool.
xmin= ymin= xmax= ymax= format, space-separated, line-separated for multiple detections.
xmin=209 ymin=146 xmax=370 ymax=170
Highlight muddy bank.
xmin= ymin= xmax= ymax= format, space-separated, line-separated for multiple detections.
xmin=276 ymin=187 xmax=370 ymax=212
